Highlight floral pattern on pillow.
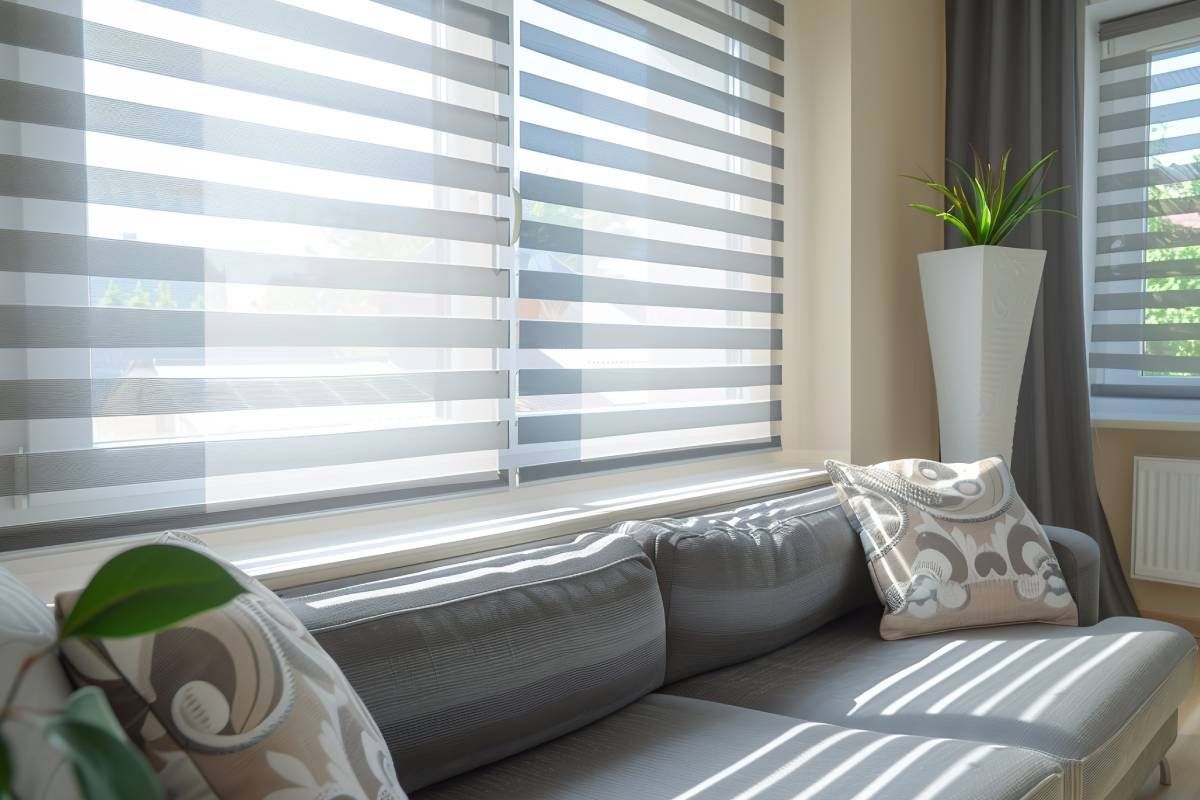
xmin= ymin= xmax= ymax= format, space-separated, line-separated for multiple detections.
xmin=825 ymin=456 xmax=1078 ymax=640
xmin=56 ymin=532 xmax=406 ymax=800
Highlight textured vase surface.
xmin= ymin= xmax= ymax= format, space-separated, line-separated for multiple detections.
xmin=919 ymin=246 xmax=1046 ymax=465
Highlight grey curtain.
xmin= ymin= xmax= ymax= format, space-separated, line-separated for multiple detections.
xmin=945 ymin=0 xmax=1139 ymax=618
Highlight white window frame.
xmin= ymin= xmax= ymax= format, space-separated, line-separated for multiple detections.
xmin=1084 ymin=0 xmax=1200 ymax=425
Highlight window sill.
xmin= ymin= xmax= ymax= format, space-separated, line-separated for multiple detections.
xmin=3 ymin=452 xmax=830 ymax=602
xmin=1092 ymin=417 xmax=1200 ymax=433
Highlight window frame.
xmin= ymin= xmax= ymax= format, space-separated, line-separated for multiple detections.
xmin=1083 ymin=0 xmax=1200 ymax=424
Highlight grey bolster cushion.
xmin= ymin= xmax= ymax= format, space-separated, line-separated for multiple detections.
xmin=1042 ymin=525 xmax=1101 ymax=627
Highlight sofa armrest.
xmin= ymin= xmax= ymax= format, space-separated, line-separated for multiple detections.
xmin=1042 ymin=525 xmax=1101 ymax=627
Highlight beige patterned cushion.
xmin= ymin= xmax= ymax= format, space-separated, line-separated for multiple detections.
xmin=56 ymin=532 xmax=407 ymax=800
xmin=825 ymin=456 xmax=1078 ymax=640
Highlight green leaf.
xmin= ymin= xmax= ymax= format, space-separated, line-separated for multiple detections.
xmin=992 ymin=186 xmax=1072 ymax=244
xmin=974 ymin=179 xmax=993 ymax=241
xmin=947 ymin=161 xmax=985 ymax=241
xmin=59 ymin=544 xmax=245 ymax=640
xmin=995 ymin=150 xmax=1010 ymax=212
xmin=905 ymin=176 xmax=966 ymax=213
xmin=46 ymin=689 xmax=162 ymax=800
xmin=60 ymin=688 xmax=122 ymax=732
xmin=998 ymin=151 xmax=1056 ymax=221
xmin=937 ymin=211 xmax=977 ymax=245
xmin=0 ymin=734 xmax=12 ymax=800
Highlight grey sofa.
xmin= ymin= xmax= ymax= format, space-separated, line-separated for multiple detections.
xmin=284 ymin=485 xmax=1197 ymax=800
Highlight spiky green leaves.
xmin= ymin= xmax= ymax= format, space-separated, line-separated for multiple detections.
xmin=906 ymin=149 xmax=1073 ymax=246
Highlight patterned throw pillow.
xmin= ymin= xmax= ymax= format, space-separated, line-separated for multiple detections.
xmin=825 ymin=456 xmax=1078 ymax=640
xmin=56 ymin=532 xmax=407 ymax=800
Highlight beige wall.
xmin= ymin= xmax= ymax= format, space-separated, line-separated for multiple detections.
xmin=783 ymin=0 xmax=944 ymax=466
xmin=782 ymin=0 xmax=854 ymax=464
xmin=1094 ymin=428 xmax=1200 ymax=628
xmin=848 ymin=0 xmax=944 ymax=464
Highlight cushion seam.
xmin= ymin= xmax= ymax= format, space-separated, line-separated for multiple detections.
xmin=879 ymin=613 xmax=1080 ymax=640
xmin=654 ymin=531 xmax=677 ymax=636
xmin=302 ymin=553 xmax=653 ymax=633
xmin=698 ymin=501 xmax=846 ymax=530
xmin=296 ymin=531 xmax=607 ymax=602
xmin=1023 ymin=771 xmax=1065 ymax=800
xmin=664 ymin=500 xmax=845 ymax=536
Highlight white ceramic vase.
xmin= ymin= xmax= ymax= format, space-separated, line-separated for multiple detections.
xmin=918 ymin=245 xmax=1046 ymax=465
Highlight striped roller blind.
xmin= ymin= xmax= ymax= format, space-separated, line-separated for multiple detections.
xmin=1093 ymin=3 xmax=1200 ymax=405
xmin=513 ymin=0 xmax=784 ymax=479
xmin=0 ymin=0 xmax=513 ymax=546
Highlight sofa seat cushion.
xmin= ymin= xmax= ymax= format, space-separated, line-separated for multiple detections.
xmin=664 ymin=609 xmax=1197 ymax=800
xmin=413 ymin=694 xmax=1063 ymax=800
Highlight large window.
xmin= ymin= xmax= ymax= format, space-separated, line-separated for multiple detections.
xmin=0 ymin=0 xmax=784 ymax=548
xmin=1091 ymin=2 xmax=1200 ymax=418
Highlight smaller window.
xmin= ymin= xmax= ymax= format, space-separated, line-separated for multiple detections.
xmin=1091 ymin=3 xmax=1200 ymax=420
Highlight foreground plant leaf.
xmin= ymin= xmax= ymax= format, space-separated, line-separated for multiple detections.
xmin=44 ymin=688 xmax=162 ymax=800
xmin=59 ymin=544 xmax=244 ymax=640
xmin=0 ymin=734 xmax=12 ymax=800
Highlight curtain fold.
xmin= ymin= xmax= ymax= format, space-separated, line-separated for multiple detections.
xmin=945 ymin=0 xmax=1139 ymax=618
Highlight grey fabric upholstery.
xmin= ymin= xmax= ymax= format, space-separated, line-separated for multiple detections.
xmin=1043 ymin=525 xmax=1101 ymax=627
xmin=613 ymin=486 xmax=873 ymax=682
xmin=273 ymin=483 xmax=1186 ymax=800
xmin=666 ymin=609 xmax=1197 ymax=800
xmin=413 ymin=693 xmax=1064 ymax=800
xmin=286 ymin=532 xmax=666 ymax=791
xmin=1101 ymin=713 xmax=1177 ymax=800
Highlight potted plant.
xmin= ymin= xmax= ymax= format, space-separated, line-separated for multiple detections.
xmin=0 ymin=545 xmax=245 ymax=799
xmin=908 ymin=151 xmax=1071 ymax=464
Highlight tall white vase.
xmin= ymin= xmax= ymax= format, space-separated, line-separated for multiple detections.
xmin=918 ymin=245 xmax=1045 ymax=465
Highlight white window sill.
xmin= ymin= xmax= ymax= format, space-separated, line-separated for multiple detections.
xmin=1092 ymin=417 xmax=1200 ymax=433
xmin=2 ymin=452 xmax=830 ymax=602
xmin=1091 ymin=395 xmax=1200 ymax=432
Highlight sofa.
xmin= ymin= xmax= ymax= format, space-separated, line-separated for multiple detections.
xmin=279 ymin=485 xmax=1197 ymax=800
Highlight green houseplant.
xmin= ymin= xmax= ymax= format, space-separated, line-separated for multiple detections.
xmin=906 ymin=149 xmax=1070 ymax=245
xmin=0 ymin=545 xmax=245 ymax=800
xmin=908 ymin=149 xmax=1073 ymax=465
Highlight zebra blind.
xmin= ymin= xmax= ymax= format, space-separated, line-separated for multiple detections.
xmin=514 ymin=0 xmax=784 ymax=479
xmin=1093 ymin=3 xmax=1200 ymax=406
xmin=0 ymin=0 xmax=513 ymax=545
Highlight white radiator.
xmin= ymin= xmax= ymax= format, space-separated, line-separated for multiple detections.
xmin=1132 ymin=456 xmax=1200 ymax=588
